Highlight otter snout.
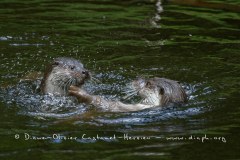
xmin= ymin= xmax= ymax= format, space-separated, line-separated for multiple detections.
xmin=82 ymin=70 xmax=90 ymax=79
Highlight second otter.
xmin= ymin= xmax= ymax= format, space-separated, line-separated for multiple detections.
xmin=69 ymin=77 xmax=187 ymax=112
xmin=40 ymin=57 xmax=90 ymax=96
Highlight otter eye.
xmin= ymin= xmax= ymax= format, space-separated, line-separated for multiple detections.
xmin=159 ymin=88 xmax=164 ymax=95
xmin=146 ymin=82 xmax=151 ymax=87
xmin=53 ymin=62 xmax=59 ymax=65
xmin=70 ymin=66 xmax=75 ymax=70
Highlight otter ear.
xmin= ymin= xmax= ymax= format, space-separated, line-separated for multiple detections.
xmin=159 ymin=87 xmax=164 ymax=95
xmin=52 ymin=61 xmax=59 ymax=66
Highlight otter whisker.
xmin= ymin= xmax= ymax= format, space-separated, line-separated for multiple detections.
xmin=123 ymin=88 xmax=138 ymax=94
xmin=90 ymin=77 xmax=101 ymax=84
xmin=122 ymin=89 xmax=137 ymax=94
xmin=52 ymin=74 xmax=69 ymax=87
xmin=89 ymin=79 xmax=96 ymax=84
xmin=75 ymin=77 xmax=82 ymax=86
xmin=70 ymin=77 xmax=75 ymax=86
xmin=58 ymin=79 xmax=66 ymax=88
xmin=122 ymin=88 xmax=138 ymax=95
xmin=53 ymin=75 xmax=69 ymax=92
xmin=122 ymin=85 xmax=137 ymax=93
xmin=63 ymin=80 xmax=69 ymax=93
xmin=123 ymin=91 xmax=138 ymax=100
xmin=64 ymin=76 xmax=74 ymax=92
xmin=123 ymin=94 xmax=134 ymax=100
xmin=69 ymin=78 xmax=74 ymax=86
xmin=124 ymin=84 xmax=134 ymax=90
xmin=125 ymin=82 xmax=133 ymax=86
xmin=73 ymin=77 xmax=79 ymax=86
xmin=61 ymin=81 xmax=67 ymax=93
xmin=66 ymin=79 xmax=72 ymax=92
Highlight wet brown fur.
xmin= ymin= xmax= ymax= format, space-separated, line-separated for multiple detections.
xmin=150 ymin=77 xmax=187 ymax=105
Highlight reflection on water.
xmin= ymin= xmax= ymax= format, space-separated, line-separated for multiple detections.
xmin=0 ymin=0 xmax=240 ymax=159
xmin=151 ymin=0 xmax=163 ymax=28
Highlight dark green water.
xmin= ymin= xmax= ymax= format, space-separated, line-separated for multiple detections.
xmin=0 ymin=0 xmax=240 ymax=159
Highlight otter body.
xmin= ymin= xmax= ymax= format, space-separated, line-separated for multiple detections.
xmin=41 ymin=57 xmax=90 ymax=96
xmin=69 ymin=77 xmax=187 ymax=112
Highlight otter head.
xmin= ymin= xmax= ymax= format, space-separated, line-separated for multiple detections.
xmin=40 ymin=57 xmax=90 ymax=96
xmin=130 ymin=77 xmax=187 ymax=106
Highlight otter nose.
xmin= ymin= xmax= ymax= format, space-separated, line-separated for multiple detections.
xmin=82 ymin=70 xmax=89 ymax=78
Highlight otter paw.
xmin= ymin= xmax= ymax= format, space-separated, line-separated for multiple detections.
xmin=69 ymin=85 xmax=86 ymax=96
xmin=69 ymin=86 xmax=91 ymax=103
xmin=69 ymin=85 xmax=81 ymax=92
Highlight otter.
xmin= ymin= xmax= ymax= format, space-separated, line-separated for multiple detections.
xmin=69 ymin=77 xmax=187 ymax=112
xmin=40 ymin=57 xmax=90 ymax=96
